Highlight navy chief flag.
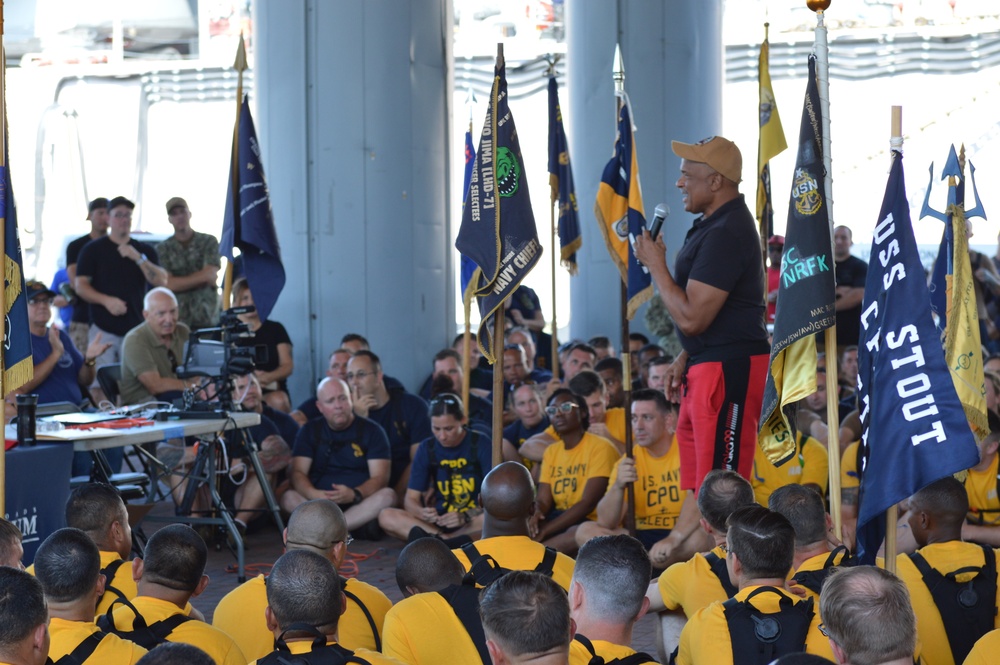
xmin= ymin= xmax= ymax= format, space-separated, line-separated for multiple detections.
xmin=220 ymin=95 xmax=285 ymax=323
xmin=456 ymin=48 xmax=543 ymax=364
xmin=855 ymin=149 xmax=980 ymax=564
xmin=548 ymin=76 xmax=581 ymax=274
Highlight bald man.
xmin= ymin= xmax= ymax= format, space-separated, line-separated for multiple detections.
xmin=284 ymin=377 xmax=396 ymax=532
xmin=451 ymin=462 xmax=575 ymax=590
xmin=213 ymin=500 xmax=392 ymax=661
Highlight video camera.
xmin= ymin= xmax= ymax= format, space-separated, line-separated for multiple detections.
xmin=175 ymin=305 xmax=268 ymax=411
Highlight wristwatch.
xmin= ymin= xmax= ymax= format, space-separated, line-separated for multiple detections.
xmin=352 ymin=488 xmax=363 ymax=505
xmin=84 ymin=357 xmax=96 ymax=367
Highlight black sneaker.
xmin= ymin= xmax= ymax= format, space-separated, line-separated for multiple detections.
xmin=407 ymin=526 xmax=435 ymax=543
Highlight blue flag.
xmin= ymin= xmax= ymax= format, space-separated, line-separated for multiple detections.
xmin=1 ymin=149 xmax=33 ymax=395
xmin=928 ymin=223 xmax=949 ymax=333
xmin=220 ymin=95 xmax=285 ymax=322
xmin=548 ymin=77 xmax=581 ymax=274
xmin=594 ymin=99 xmax=653 ymax=319
xmin=456 ymin=52 xmax=543 ymax=363
xmin=460 ymin=128 xmax=479 ymax=297
xmin=855 ymin=150 xmax=980 ymax=564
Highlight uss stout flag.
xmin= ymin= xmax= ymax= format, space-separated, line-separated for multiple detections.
xmin=855 ymin=150 xmax=980 ymax=564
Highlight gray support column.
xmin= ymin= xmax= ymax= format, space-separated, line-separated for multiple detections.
xmin=255 ymin=0 xmax=452 ymax=396
xmin=567 ymin=0 xmax=723 ymax=348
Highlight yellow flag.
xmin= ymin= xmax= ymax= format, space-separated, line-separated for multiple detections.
xmin=944 ymin=204 xmax=990 ymax=439
xmin=756 ymin=26 xmax=787 ymax=234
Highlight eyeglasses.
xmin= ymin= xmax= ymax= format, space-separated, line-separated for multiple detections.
xmin=817 ymin=623 xmax=831 ymax=638
xmin=166 ymin=349 xmax=179 ymax=373
xmin=544 ymin=402 xmax=580 ymax=416
xmin=28 ymin=298 xmax=53 ymax=307
xmin=345 ymin=370 xmax=371 ymax=381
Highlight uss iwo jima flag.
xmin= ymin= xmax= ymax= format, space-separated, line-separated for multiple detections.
xmin=456 ymin=50 xmax=542 ymax=363
xmin=758 ymin=56 xmax=835 ymax=467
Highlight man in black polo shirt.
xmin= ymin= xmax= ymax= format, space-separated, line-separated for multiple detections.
xmin=634 ymin=135 xmax=770 ymax=564
xmin=75 ymin=196 xmax=168 ymax=399
xmin=65 ymin=197 xmax=108 ymax=353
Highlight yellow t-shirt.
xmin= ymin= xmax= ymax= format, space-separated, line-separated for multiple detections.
xmin=382 ymin=590 xmax=483 ymax=665
xmin=965 ymin=628 xmax=1000 ymax=665
xmin=675 ymin=584 xmax=834 ymax=665
xmin=841 ymin=440 xmax=860 ymax=490
xmin=607 ymin=440 xmax=685 ymax=530
xmin=212 ymin=574 xmax=392 ymax=661
xmin=250 ymin=639 xmax=403 ymax=665
xmin=751 ymin=432 xmax=829 ymax=506
xmin=657 ymin=546 xmax=733 ymax=619
xmin=966 ymin=453 xmax=1000 ymax=525
xmin=451 ymin=535 xmax=576 ymax=591
xmin=48 ymin=616 xmax=146 ymax=665
xmin=540 ymin=432 xmax=619 ymax=519
xmin=894 ymin=541 xmax=1000 ymax=665
xmin=110 ymin=595 xmax=246 ymax=665
xmin=569 ymin=636 xmax=661 ymax=665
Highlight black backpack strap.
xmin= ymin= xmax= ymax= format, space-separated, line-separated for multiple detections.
xmin=722 ymin=586 xmax=814 ymax=665
xmin=95 ymin=594 xmax=193 ymax=650
xmin=340 ymin=578 xmax=381 ymax=653
xmin=98 ymin=558 xmax=128 ymax=603
xmin=51 ymin=632 xmax=104 ymax=665
xmin=532 ymin=546 xmax=558 ymax=577
xmin=909 ymin=546 xmax=998 ymax=664
xmin=572 ymin=634 xmax=656 ymax=665
xmin=703 ymin=551 xmax=738 ymax=598
xmin=259 ymin=623 xmax=372 ymax=665
xmin=791 ymin=545 xmax=854 ymax=595
xmin=439 ymin=583 xmax=490 ymax=665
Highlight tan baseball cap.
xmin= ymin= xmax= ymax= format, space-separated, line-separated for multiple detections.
xmin=671 ymin=136 xmax=742 ymax=184
xmin=165 ymin=197 xmax=188 ymax=214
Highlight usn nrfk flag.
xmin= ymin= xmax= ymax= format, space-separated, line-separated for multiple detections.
xmin=758 ymin=55 xmax=834 ymax=467
xmin=854 ymin=150 xmax=980 ymax=564
xmin=220 ymin=95 xmax=285 ymax=323
xmin=548 ymin=76 xmax=581 ymax=274
xmin=756 ymin=23 xmax=787 ymax=246
xmin=456 ymin=48 xmax=543 ymax=363
xmin=594 ymin=98 xmax=653 ymax=319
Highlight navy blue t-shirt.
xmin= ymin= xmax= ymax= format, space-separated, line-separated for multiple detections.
xmin=29 ymin=330 xmax=85 ymax=405
xmin=225 ymin=414 xmax=281 ymax=458
xmin=502 ymin=415 xmax=550 ymax=449
xmin=292 ymin=416 xmax=391 ymax=490
xmin=409 ymin=429 xmax=492 ymax=514
xmin=263 ymin=404 xmax=301 ymax=447
xmin=366 ymin=390 xmax=431 ymax=485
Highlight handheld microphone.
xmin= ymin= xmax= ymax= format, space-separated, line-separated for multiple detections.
xmin=649 ymin=203 xmax=669 ymax=241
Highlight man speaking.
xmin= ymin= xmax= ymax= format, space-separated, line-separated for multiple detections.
xmin=634 ymin=136 xmax=769 ymax=558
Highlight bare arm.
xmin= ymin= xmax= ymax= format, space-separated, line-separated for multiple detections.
xmin=595 ymin=458 xmax=632 ymax=528
xmin=165 ymin=264 xmax=219 ymax=294
xmin=75 ymin=276 xmax=126 ymax=315
xmin=289 ymin=456 xmax=326 ymax=500
xmin=962 ymin=524 xmax=1000 ymax=547
xmin=117 ymin=244 xmax=168 ymax=287
xmin=538 ymin=476 xmax=609 ymax=541
xmin=358 ymin=458 xmax=390 ymax=495
xmin=633 ymin=231 xmax=730 ymax=337
xmin=256 ymin=343 xmax=294 ymax=385
xmin=519 ymin=431 xmax=556 ymax=462
xmin=136 ymin=370 xmax=194 ymax=397
xmin=77 ymin=333 xmax=111 ymax=387
xmin=835 ymin=286 xmax=865 ymax=310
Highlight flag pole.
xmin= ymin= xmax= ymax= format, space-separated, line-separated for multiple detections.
xmin=0 ymin=1 xmax=7 ymax=516
xmin=881 ymin=105 xmax=904 ymax=573
xmin=461 ymin=90 xmax=475 ymax=414
xmin=809 ymin=0 xmax=843 ymax=542
xmin=222 ymin=33 xmax=248 ymax=310
xmin=491 ymin=44 xmax=506 ymax=469
xmin=612 ymin=44 xmax=636 ymax=535
xmin=547 ymin=62 xmax=560 ymax=381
